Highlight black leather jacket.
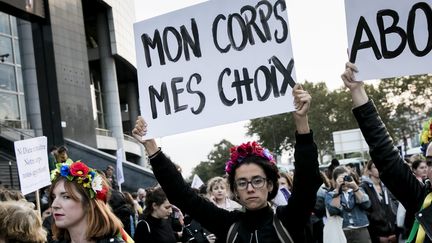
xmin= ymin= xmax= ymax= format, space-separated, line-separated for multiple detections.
xmin=360 ymin=178 xmax=397 ymax=241
xmin=353 ymin=100 xmax=431 ymax=243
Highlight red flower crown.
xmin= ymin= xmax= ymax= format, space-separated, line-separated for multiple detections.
xmin=225 ymin=141 xmax=275 ymax=174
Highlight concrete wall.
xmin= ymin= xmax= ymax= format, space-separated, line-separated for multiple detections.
xmin=102 ymin=0 xmax=136 ymax=67
xmin=48 ymin=0 xmax=96 ymax=147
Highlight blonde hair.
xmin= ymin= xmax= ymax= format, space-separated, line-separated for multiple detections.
xmin=0 ymin=201 xmax=47 ymax=243
xmin=206 ymin=176 xmax=227 ymax=194
xmin=279 ymin=172 xmax=293 ymax=190
xmin=49 ymin=177 xmax=123 ymax=241
xmin=0 ymin=188 xmax=25 ymax=201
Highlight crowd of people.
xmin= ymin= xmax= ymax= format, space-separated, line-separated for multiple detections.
xmin=0 ymin=64 xmax=432 ymax=243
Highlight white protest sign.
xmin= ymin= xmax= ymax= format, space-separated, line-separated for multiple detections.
xmin=134 ymin=0 xmax=296 ymax=138
xmin=14 ymin=136 xmax=50 ymax=195
xmin=116 ymin=148 xmax=125 ymax=185
xmin=191 ymin=174 xmax=204 ymax=189
xmin=345 ymin=0 xmax=432 ymax=81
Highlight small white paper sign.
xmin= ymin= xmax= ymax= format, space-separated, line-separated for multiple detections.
xmin=134 ymin=0 xmax=296 ymax=138
xmin=345 ymin=0 xmax=432 ymax=80
xmin=14 ymin=136 xmax=50 ymax=195
xmin=116 ymin=148 xmax=125 ymax=185
xmin=191 ymin=174 xmax=204 ymax=189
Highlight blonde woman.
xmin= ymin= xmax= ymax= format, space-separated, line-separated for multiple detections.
xmin=0 ymin=200 xmax=47 ymax=243
xmin=207 ymin=176 xmax=241 ymax=211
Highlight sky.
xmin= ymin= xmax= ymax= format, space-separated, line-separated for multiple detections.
xmin=133 ymin=0 xmax=350 ymax=177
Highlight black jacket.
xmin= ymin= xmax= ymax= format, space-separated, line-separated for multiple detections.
xmin=353 ymin=100 xmax=431 ymax=243
xmin=150 ymin=132 xmax=321 ymax=243
xmin=360 ymin=178 xmax=397 ymax=242
xmin=53 ymin=236 xmax=124 ymax=243
xmin=134 ymin=215 xmax=177 ymax=243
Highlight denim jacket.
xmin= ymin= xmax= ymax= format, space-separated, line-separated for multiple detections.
xmin=325 ymin=189 xmax=371 ymax=229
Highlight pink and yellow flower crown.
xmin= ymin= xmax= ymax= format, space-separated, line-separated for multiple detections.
xmin=420 ymin=117 xmax=432 ymax=155
xmin=50 ymin=161 xmax=108 ymax=202
xmin=225 ymin=141 xmax=275 ymax=174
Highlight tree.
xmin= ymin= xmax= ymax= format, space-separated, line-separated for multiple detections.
xmin=246 ymin=112 xmax=294 ymax=156
xmin=362 ymin=75 xmax=432 ymax=153
xmin=247 ymin=81 xmax=343 ymax=162
xmin=194 ymin=75 xmax=431 ymax=172
xmin=246 ymin=82 xmax=394 ymax=162
xmin=190 ymin=139 xmax=234 ymax=183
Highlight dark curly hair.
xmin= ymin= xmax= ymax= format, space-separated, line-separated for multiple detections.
xmin=227 ymin=155 xmax=280 ymax=201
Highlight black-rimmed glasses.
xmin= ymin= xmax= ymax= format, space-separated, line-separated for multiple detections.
xmin=235 ymin=176 xmax=267 ymax=190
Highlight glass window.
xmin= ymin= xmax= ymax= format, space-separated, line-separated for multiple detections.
xmin=0 ymin=64 xmax=16 ymax=91
xmin=16 ymin=67 xmax=23 ymax=92
xmin=10 ymin=16 xmax=17 ymax=36
xmin=14 ymin=39 xmax=20 ymax=64
xmin=0 ymin=12 xmax=10 ymax=35
xmin=0 ymin=14 xmax=26 ymax=129
xmin=0 ymin=36 xmax=13 ymax=64
xmin=0 ymin=92 xmax=19 ymax=120
xmin=19 ymin=94 xmax=27 ymax=122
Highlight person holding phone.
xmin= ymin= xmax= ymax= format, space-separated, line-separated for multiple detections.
xmin=325 ymin=165 xmax=372 ymax=243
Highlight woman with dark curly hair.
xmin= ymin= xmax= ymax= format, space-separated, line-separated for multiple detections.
xmin=132 ymin=84 xmax=321 ymax=243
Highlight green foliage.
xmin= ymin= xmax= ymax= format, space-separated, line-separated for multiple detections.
xmin=192 ymin=75 xmax=432 ymax=173
xmin=377 ymin=75 xmax=432 ymax=141
xmin=190 ymin=139 xmax=234 ymax=183
xmin=246 ymin=75 xmax=432 ymax=161
xmin=247 ymin=81 xmax=356 ymax=161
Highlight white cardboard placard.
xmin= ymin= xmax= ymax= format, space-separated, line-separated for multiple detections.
xmin=14 ymin=136 xmax=50 ymax=195
xmin=134 ymin=0 xmax=296 ymax=138
xmin=345 ymin=0 xmax=432 ymax=81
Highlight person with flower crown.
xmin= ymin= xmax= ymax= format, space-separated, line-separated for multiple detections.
xmin=48 ymin=160 xmax=127 ymax=243
xmin=132 ymin=84 xmax=321 ymax=243
xmin=341 ymin=62 xmax=432 ymax=243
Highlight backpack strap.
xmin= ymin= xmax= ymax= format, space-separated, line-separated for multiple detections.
xmin=273 ymin=214 xmax=294 ymax=243
xmin=138 ymin=219 xmax=151 ymax=234
xmin=226 ymin=216 xmax=293 ymax=243
xmin=226 ymin=222 xmax=240 ymax=243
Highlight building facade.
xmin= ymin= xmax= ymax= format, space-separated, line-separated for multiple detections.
xmin=0 ymin=0 xmax=154 ymax=191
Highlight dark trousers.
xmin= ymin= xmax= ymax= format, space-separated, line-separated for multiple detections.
xmin=344 ymin=227 xmax=372 ymax=243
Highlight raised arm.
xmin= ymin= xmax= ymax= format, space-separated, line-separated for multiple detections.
xmin=340 ymin=62 xmax=368 ymax=108
xmin=292 ymin=84 xmax=310 ymax=134
xmin=132 ymin=117 xmax=159 ymax=156
xmin=132 ymin=118 xmax=236 ymax=237
xmin=340 ymin=63 xmax=426 ymax=212
xmin=278 ymin=84 xmax=321 ymax=239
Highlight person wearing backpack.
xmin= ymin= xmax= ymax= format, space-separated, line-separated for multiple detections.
xmin=134 ymin=187 xmax=178 ymax=242
xmin=132 ymin=84 xmax=321 ymax=242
